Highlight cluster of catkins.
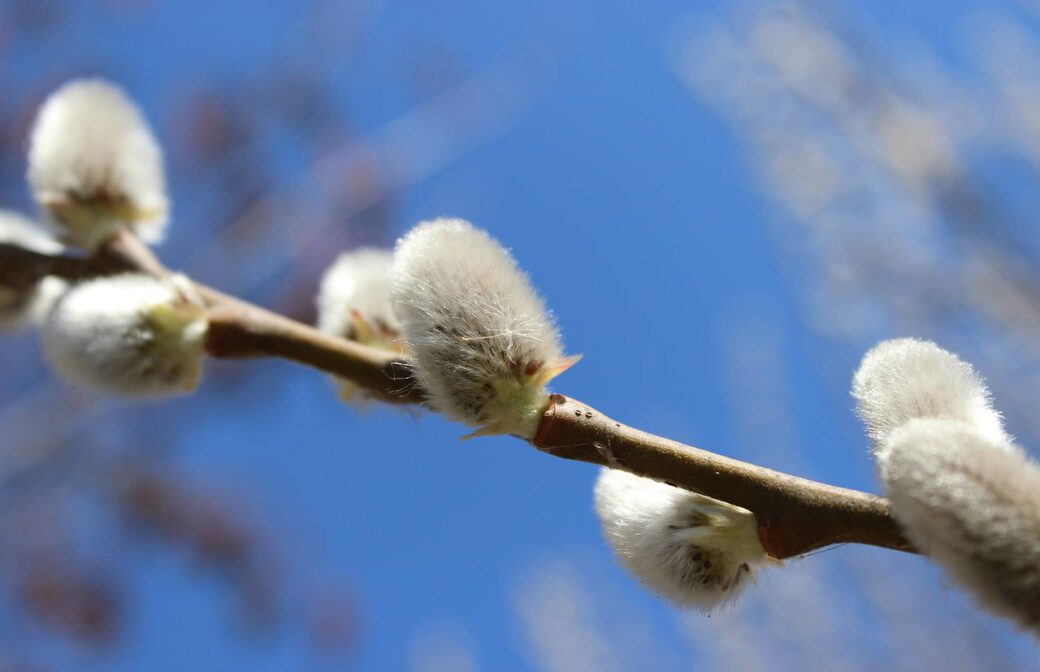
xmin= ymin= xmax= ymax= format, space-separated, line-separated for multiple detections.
xmin=335 ymin=212 xmax=1040 ymax=621
xmin=317 ymin=219 xmax=778 ymax=608
xmin=307 ymin=235 xmax=1040 ymax=628
xmin=319 ymin=219 xmax=581 ymax=436
xmin=321 ymin=221 xmax=774 ymax=610
xmin=8 ymin=81 xmax=1039 ymax=632
xmin=853 ymin=339 xmax=1040 ymax=633
xmin=593 ymin=336 xmax=1040 ymax=625
xmin=1 ymin=77 xmax=786 ymax=615
xmin=3 ymin=79 xmax=207 ymax=397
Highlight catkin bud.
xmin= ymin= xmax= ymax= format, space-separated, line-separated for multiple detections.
xmin=882 ymin=418 xmax=1040 ymax=633
xmin=852 ymin=338 xmax=1006 ymax=463
xmin=0 ymin=210 xmax=66 ymax=329
xmin=389 ymin=219 xmax=579 ymax=438
xmin=316 ymin=248 xmax=403 ymax=401
xmin=27 ymin=79 xmax=169 ymax=250
xmin=43 ymin=274 xmax=207 ymax=397
xmin=594 ymin=468 xmax=769 ymax=610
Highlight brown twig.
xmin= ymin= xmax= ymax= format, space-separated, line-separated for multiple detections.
xmin=0 ymin=234 xmax=915 ymax=558
xmin=0 ymin=244 xmax=106 ymax=287
xmin=532 ymin=394 xmax=912 ymax=558
xmin=204 ymin=304 xmax=419 ymax=405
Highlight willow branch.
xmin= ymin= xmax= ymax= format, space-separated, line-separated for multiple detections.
xmin=0 ymin=236 xmax=915 ymax=559
xmin=204 ymin=304 xmax=420 ymax=404
xmin=0 ymin=243 xmax=113 ymax=287
xmin=533 ymin=395 xmax=911 ymax=557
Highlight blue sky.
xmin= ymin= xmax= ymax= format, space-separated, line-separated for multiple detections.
xmin=4 ymin=0 xmax=1040 ymax=670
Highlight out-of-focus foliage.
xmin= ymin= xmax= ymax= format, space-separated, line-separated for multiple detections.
xmin=675 ymin=2 xmax=1040 ymax=442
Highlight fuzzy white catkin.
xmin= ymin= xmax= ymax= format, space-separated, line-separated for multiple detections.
xmin=390 ymin=218 xmax=578 ymax=438
xmin=27 ymin=79 xmax=169 ymax=249
xmin=43 ymin=274 xmax=207 ymax=397
xmin=316 ymin=248 xmax=402 ymax=401
xmin=594 ymin=468 xmax=769 ymax=610
xmin=852 ymin=338 xmax=1006 ymax=462
xmin=882 ymin=418 xmax=1040 ymax=632
xmin=0 ymin=210 xmax=66 ymax=329
xmin=317 ymin=248 xmax=400 ymax=342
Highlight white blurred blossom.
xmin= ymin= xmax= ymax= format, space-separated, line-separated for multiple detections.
xmin=43 ymin=274 xmax=207 ymax=397
xmin=316 ymin=247 xmax=402 ymax=402
xmin=27 ymin=79 xmax=169 ymax=249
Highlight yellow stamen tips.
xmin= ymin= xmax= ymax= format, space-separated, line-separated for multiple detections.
xmin=147 ymin=301 xmax=204 ymax=338
xmin=45 ymin=196 xmax=168 ymax=249
xmin=349 ymin=309 xmax=377 ymax=344
xmin=337 ymin=383 xmax=361 ymax=403
xmin=533 ymin=353 xmax=583 ymax=387
xmin=460 ymin=420 xmax=515 ymax=441
xmin=50 ymin=195 xmax=165 ymax=220
xmin=178 ymin=364 xmax=204 ymax=392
